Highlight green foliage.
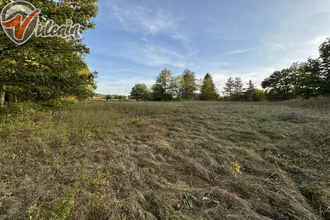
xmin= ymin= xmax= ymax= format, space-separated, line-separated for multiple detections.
xmin=0 ymin=0 xmax=99 ymax=106
xmin=170 ymin=75 xmax=182 ymax=98
xmin=105 ymin=95 xmax=111 ymax=101
xmin=262 ymin=68 xmax=297 ymax=101
xmin=180 ymin=69 xmax=197 ymax=100
xmin=152 ymin=83 xmax=172 ymax=101
xmin=250 ymin=89 xmax=266 ymax=102
xmin=230 ymin=162 xmax=242 ymax=176
xmin=295 ymin=59 xmax=323 ymax=98
xmin=200 ymin=73 xmax=218 ymax=100
xmin=231 ymin=77 xmax=244 ymax=101
xmin=233 ymin=77 xmax=243 ymax=95
xmin=318 ymin=38 xmax=330 ymax=96
xmin=262 ymin=38 xmax=330 ymax=100
xmin=118 ymin=95 xmax=127 ymax=100
xmin=50 ymin=196 xmax=75 ymax=220
xmin=245 ymin=80 xmax=255 ymax=101
xmin=130 ymin=83 xmax=150 ymax=101
xmin=223 ymin=77 xmax=235 ymax=98
xmin=156 ymin=68 xmax=173 ymax=92
xmin=152 ymin=68 xmax=174 ymax=101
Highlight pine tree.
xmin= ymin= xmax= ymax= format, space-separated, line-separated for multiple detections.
xmin=245 ymin=80 xmax=255 ymax=101
xmin=223 ymin=77 xmax=235 ymax=98
xmin=232 ymin=77 xmax=243 ymax=101
xmin=233 ymin=77 xmax=243 ymax=95
xmin=200 ymin=73 xmax=218 ymax=100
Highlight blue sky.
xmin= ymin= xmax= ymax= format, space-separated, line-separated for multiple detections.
xmin=82 ymin=0 xmax=330 ymax=95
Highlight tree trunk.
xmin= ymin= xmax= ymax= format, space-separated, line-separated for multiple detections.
xmin=0 ymin=85 xmax=5 ymax=109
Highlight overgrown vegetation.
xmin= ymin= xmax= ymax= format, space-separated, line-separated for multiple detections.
xmin=0 ymin=98 xmax=329 ymax=219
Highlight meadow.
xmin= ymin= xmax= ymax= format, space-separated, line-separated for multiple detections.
xmin=0 ymin=98 xmax=329 ymax=219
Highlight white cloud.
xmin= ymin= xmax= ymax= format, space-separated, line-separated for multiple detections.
xmin=306 ymin=35 xmax=329 ymax=46
xmin=109 ymin=3 xmax=187 ymax=42
xmin=117 ymin=43 xmax=192 ymax=68
xmin=227 ymin=48 xmax=257 ymax=55
xmin=96 ymin=77 xmax=155 ymax=95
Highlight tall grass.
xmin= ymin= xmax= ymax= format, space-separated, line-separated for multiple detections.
xmin=0 ymin=98 xmax=329 ymax=219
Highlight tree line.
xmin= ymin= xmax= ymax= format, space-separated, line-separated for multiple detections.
xmin=131 ymin=38 xmax=330 ymax=102
xmin=130 ymin=69 xmax=265 ymax=101
xmin=261 ymin=38 xmax=330 ymax=101
xmin=130 ymin=69 xmax=215 ymax=101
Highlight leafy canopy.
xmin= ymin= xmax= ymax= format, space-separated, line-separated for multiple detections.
xmin=130 ymin=84 xmax=149 ymax=101
xmin=0 ymin=0 xmax=99 ymax=103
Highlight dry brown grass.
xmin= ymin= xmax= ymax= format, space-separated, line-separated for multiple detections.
xmin=0 ymin=99 xmax=329 ymax=219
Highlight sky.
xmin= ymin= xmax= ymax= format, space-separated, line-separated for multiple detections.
xmin=82 ymin=0 xmax=330 ymax=95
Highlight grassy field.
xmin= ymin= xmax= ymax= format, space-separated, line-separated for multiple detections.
xmin=0 ymin=98 xmax=329 ymax=219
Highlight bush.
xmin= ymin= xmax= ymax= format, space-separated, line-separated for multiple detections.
xmin=251 ymin=89 xmax=266 ymax=102
xmin=105 ymin=95 xmax=111 ymax=101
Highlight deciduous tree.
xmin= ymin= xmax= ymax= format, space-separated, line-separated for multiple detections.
xmin=0 ymin=0 xmax=99 ymax=108
xmin=318 ymin=38 xmax=330 ymax=96
xmin=130 ymin=84 xmax=149 ymax=101
xmin=262 ymin=68 xmax=297 ymax=101
xmin=152 ymin=68 xmax=174 ymax=101
xmin=180 ymin=69 xmax=197 ymax=100
xmin=250 ymin=89 xmax=266 ymax=102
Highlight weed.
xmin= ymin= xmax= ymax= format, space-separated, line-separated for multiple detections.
xmin=49 ymin=195 xmax=74 ymax=220
xmin=27 ymin=203 xmax=41 ymax=220
xmin=230 ymin=162 xmax=242 ymax=176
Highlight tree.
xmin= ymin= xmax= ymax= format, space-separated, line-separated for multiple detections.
xmin=152 ymin=83 xmax=169 ymax=101
xmin=245 ymin=80 xmax=255 ymax=101
xmin=130 ymin=84 xmax=149 ymax=101
xmin=234 ymin=77 xmax=243 ymax=94
xmin=0 ymin=0 xmax=99 ymax=108
xmin=247 ymin=80 xmax=255 ymax=92
xmin=152 ymin=68 xmax=173 ymax=101
xmin=318 ymin=38 xmax=330 ymax=96
xmin=231 ymin=77 xmax=243 ymax=101
xmin=262 ymin=68 xmax=297 ymax=101
xmin=0 ymin=86 xmax=5 ymax=108
xmin=250 ymin=89 xmax=266 ymax=102
xmin=180 ymin=69 xmax=197 ymax=100
xmin=118 ymin=95 xmax=126 ymax=100
xmin=261 ymin=38 xmax=330 ymax=101
xmin=200 ymin=73 xmax=218 ymax=100
xmin=156 ymin=68 xmax=172 ymax=93
xmin=105 ymin=95 xmax=111 ymax=101
xmin=223 ymin=77 xmax=234 ymax=98
xmin=170 ymin=75 xmax=182 ymax=99
xmin=295 ymin=59 xmax=322 ymax=98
